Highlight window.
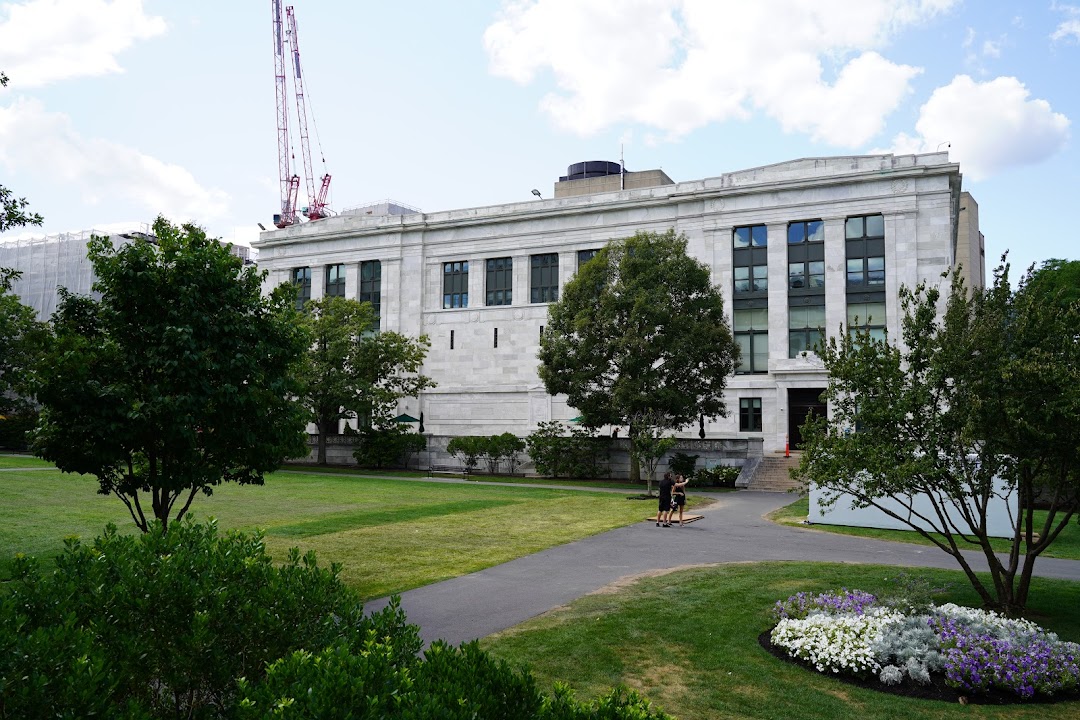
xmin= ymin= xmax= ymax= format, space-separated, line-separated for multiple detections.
xmin=450 ymin=329 xmax=455 ymax=349
xmin=734 ymin=308 xmax=769 ymax=374
xmin=787 ymin=220 xmax=825 ymax=292
xmin=788 ymin=220 xmax=824 ymax=245
xmin=734 ymin=224 xmax=768 ymax=248
xmin=325 ymin=263 xmax=345 ymax=298
xmin=733 ymin=224 xmax=768 ymax=299
xmin=734 ymin=265 xmax=768 ymax=293
xmin=789 ymin=305 xmax=826 ymax=357
xmin=847 ymin=302 xmax=887 ymax=344
xmin=443 ymin=261 xmax=468 ymax=309
xmin=531 ymin=253 xmax=559 ymax=303
xmin=486 ymin=257 xmax=512 ymax=306
xmin=846 ymin=214 xmax=886 ymax=291
xmin=358 ymin=260 xmax=381 ymax=331
xmin=494 ymin=328 xmax=498 ymax=348
xmin=577 ymin=249 xmax=599 ymax=267
xmin=292 ymin=267 xmax=311 ymax=309
xmin=739 ymin=398 xmax=763 ymax=432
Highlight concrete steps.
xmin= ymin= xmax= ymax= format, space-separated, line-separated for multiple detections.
xmin=747 ymin=453 xmax=805 ymax=493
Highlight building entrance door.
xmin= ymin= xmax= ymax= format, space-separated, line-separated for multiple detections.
xmin=788 ymin=388 xmax=827 ymax=449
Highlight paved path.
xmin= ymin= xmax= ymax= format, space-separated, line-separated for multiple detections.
xmin=366 ymin=490 xmax=1080 ymax=648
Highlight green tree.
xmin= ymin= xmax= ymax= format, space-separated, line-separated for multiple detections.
xmin=797 ymin=264 xmax=1080 ymax=614
xmin=297 ymin=296 xmax=434 ymax=464
xmin=538 ymin=229 xmax=737 ymax=482
xmin=299 ymin=297 xmax=375 ymax=464
xmin=446 ymin=436 xmax=486 ymax=472
xmin=628 ymin=410 xmax=677 ymax=495
xmin=0 ymin=70 xmax=47 ymax=431
xmin=0 ymin=268 xmax=47 ymax=420
xmin=1024 ymin=257 xmax=1080 ymax=308
xmin=32 ymin=217 xmax=310 ymax=531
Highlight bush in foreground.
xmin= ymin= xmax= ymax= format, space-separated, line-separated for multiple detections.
xmin=770 ymin=589 xmax=1080 ymax=701
xmin=1 ymin=520 xmax=670 ymax=719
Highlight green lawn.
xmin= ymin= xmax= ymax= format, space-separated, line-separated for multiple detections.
xmin=481 ymin=562 xmax=1080 ymax=720
xmin=0 ymin=469 xmax=656 ymax=599
xmin=769 ymin=497 xmax=1080 ymax=561
xmin=0 ymin=454 xmax=54 ymax=469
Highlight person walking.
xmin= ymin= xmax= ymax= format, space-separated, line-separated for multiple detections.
xmin=671 ymin=474 xmax=689 ymax=526
xmin=657 ymin=471 xmax=674 ymax=527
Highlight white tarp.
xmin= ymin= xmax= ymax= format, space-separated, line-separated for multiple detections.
xmin=809 ymin=478 xmax=1017 ymax=539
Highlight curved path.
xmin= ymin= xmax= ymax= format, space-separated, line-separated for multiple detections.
xmin=366 ymin=489 xmax=1080 ymax=648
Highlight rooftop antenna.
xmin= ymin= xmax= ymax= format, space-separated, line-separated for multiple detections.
xmin=620 ymin=143 xmax=625 ymax=190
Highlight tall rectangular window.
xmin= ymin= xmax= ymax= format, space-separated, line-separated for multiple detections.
xmin=739 ymin=398 xmax=763 ymax=432
xmin=292 ymin=266 xmax=311 ymax=310
xmin=577 ymin=249 xmax=599 ymax=268
xmin=325 ymin=263 xmax=345 ymax=298
xmin=789 ymin=304 xmax=826 ymax=357
xmin=845 ymin=214 xmax=886 ymax=290
xmin=733 ymin=225 xmax=768 ymax=298
xmin=443 ymin=261 xmax=468 ymax=309
xmin=733 ymin=308 xmax=769 ymax=374
xmin=847 ymin=302 xmax=887 ymax=344
xmin=531 ymin=253 xmax=559 ymax=303
xmin=486 ymin=257 xmax=513 ymax=306
xmin=787 ymin=220 xmax=825 ymax=291
xmin=358 ymin=260 xmax=381 ymax=331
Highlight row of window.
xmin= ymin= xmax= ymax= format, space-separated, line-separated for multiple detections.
xmin=443 ymin=250 xmax=601 ymax=310
xmin=733 ymin=216 xmax=882 ymax=249
xmin=292 ymin=261 xmax=383 ymax=330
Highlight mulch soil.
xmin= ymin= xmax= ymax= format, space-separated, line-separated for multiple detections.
xmin=758 ymin=629 xmax=1080 ymax=706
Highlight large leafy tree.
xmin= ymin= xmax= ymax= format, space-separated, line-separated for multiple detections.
xmin=0 ymin=68 xmax=47 ymax=432
xmin=33 ymin=217 xmax=310 ymax=531
xmin=299 ymin=296 xmax=434 ymax=464
xmin=300 ymin=297 xmax=376 ymax=464
xmin=538 ymin=229 xmax=738 ymax=488
xmin=798 ymin=262 xmax=1080 ymax=614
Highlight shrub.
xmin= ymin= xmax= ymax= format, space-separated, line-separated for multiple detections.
xmin=480 ymin=432 xmax=527 ymax=475
xmin=667 ymin=452 xmax=698 ymax=478
xmin=353 ymin=425 xmax=426 ymax=469
xmin=692 ymin=464 xmax=740 ymax=487
xmin=526 ymin=422 xmax=609 ymax=479
xmin=0 ymin=519 xmax=420 ymax=719
xmin=0 ymin=409 xmax=36 ymax=451
xmin=446 ymin=436 xmax=487 ymax=472
xmin=236 ymin=642 xmax=672 ymax=719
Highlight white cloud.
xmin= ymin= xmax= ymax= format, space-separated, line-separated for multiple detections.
xmin=484 ymin=0 xmax=956 ymax=145
xmin=0 ymin=97 xmax=229 ymax=221
xmin=885 ymin=75 xmax=1070 ymax=180
xmin=982 ymin=39 xmax=1001 ymax=57
xmin=0 ymin=0 xmax=165 ymax=88
xmin=1050 ymin=2 xmax=1080 ymax=43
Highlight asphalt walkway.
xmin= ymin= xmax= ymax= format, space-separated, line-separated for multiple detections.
xmin=365 ymin=489 xmax=1080 ymax=648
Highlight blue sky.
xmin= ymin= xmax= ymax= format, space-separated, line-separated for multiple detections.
xmin=0 ymin=0 xmax=1076 ymax=278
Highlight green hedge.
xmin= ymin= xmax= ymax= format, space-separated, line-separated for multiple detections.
xmin=0 ymin=520 xmax=671 ymax=719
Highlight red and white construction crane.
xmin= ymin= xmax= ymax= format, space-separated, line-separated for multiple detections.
xmin=271 ymin=1 xmax=331 ymax=228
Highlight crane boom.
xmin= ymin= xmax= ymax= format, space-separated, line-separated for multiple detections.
xmin=271 ymin=0 xmax=297 ymax=228
xmin=285 ymin=5 xmax=331 ymax=221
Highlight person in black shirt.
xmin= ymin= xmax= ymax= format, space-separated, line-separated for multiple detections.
xmin=657 ymin=472 xmax=674 ymax=527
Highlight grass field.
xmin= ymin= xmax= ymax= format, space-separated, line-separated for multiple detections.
xmin=0 ymin=454 xmax=54 ymax=469
xmin=769 ymin=496 xmax=1080 ymax=561
xmin=481 ymin=562 xmax=1080 ymax=720
xmin=0 ymin=468 xmax=667 ymax=599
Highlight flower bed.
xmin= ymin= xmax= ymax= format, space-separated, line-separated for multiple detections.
xmin=766 ymin=589 xmax=1080 ymax=703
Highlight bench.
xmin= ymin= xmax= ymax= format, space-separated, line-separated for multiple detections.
xmin=428 ymin=464 xmax=470 ymax=479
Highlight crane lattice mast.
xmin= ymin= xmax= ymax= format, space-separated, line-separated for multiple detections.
xmin=271 ymin=0 xmax=298 ymax=228
xmin=286 ymin=5 xmax=331 ymax=221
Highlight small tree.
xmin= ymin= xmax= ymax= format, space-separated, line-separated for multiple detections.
xmin=446 ymin=436 xmax=485 ymax=472
xmin=33 ymin=217 xmax=310 ymax=532
xmin=493 ymin=432 xmax=526 ymax=475
xmin=797 ymin=263 xmax=1080 ymax=614
xmin=628 ymin=411 xmax=677 ymax=495
xmin=353 ymin=424 xmax=426 ymax=469
xmin=0 ymin=268 xmax=47 ymax=423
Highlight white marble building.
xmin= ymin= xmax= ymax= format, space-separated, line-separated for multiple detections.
xmin=253 ymin=152 xmax=981 ymax=455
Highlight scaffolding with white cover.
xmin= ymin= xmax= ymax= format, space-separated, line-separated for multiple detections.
xmin=0 ymin=229 xmax=143 ymax=322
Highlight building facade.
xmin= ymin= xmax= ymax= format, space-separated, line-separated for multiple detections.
xmin=253 ymin=152 xmax=981 ymax=455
